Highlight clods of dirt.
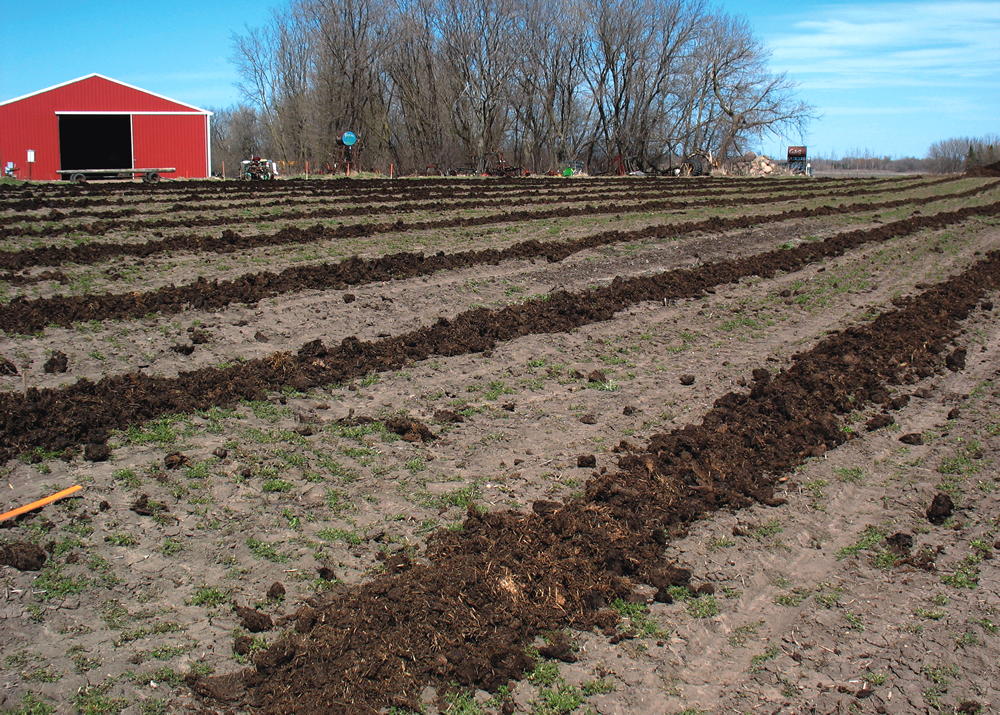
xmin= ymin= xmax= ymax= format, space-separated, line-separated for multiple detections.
xmin=378 ymin=551 xmax=413 ymax=573
xmin=385 ymin=417 xmax=437 ymax=442
xmin=885 ymin=394 xmax=910 ymax=411
xmin=253 ymin=638 xmax=298 ymax=675
xmin=926 ymin=492 xmax=955 ymax=524
xmin=43 ymin=351 xmax=68 ymax=373
xmin=536 ymin=633 xmax=578 ymax=663
xmin=884 ymin=532 xmax=913 ymax=557
xmin=433 ymin=409 xmax=464 ymax=423
xmin=164 ymin=452 xmax=190 ymax=469
xmin=234 ymin=635 xmax=255 ymax=657
xmin=3 ymin=178 xmax=1000 ymax=714
xmin=234 ymin=602 xmax=274 ymax=633
xmin=648 ymin=564 xmax=693 ymax=603
xmin=907 ymin=544 xmax=942 ymax=570
xmin=865 ymin=413 xmax=894 ymax=431
xmin=946 ymin=347 xmax=968 ymax=371
xmin=0 ymin=542 xmax=47 ymax=570
xmin=84 ymin=443 xmax=111 ymax=462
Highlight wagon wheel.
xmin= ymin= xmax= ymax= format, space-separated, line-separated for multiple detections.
xmin=143 ymin=172 xmax=161 ymax=183
xmin=70 ymin=173 xmax=87 ymax=184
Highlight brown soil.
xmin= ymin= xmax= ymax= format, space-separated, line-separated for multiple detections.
xmin=1 ymin=175 xmax=998 ymax=715
xmin=0 ymin=181 xmax=995 ymax=334
xmin=967 ymin=161 xmax=1000 ymax=177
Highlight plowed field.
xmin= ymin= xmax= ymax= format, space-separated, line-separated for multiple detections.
xmin=1 ymin=174 xmax=999 ymax=715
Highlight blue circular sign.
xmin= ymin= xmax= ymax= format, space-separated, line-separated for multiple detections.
xmin=341 ymin=131 xmax=357 ymax=147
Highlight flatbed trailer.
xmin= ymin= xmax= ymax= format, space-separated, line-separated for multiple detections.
xmin=56 ymin=168 xmax=176 ymax=184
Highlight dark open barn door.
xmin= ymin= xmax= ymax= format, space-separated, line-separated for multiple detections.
xmin=59 ymin=114 xmax=132 ymax=171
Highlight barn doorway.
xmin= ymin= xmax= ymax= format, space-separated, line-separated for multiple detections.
xmin=59 ymin=114 xmax=132 ymax=172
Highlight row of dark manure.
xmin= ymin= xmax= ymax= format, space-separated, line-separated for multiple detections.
xmin=0 ymin=180 xmax=997 ymax=335
xmin=189 ymin=219 xmax=1000 ymax=714
xmin=0 ymin=175 xmax=925 ymax=229
xmin=0 ymin=175 xmax=943 ymax=240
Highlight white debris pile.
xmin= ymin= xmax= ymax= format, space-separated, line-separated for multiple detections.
xmin=714 ymin=152 xmax=782 ymax=177
xmin=742 ymin=153 xmax=777 ymax=176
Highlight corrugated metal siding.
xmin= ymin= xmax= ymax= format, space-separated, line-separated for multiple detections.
xmin=0 ymin=75 xmax=209 ymax=180
xmin=133 ymin=114 xmax=208 ymax=179
xmin=0 ymin=103 xmax=61 ymax=180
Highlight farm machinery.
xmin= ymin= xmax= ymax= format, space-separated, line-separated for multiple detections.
xmin=483 ymin=151 xmax=528 ymax=177
xmin=240 ymin=157 xmax=278 ymax=181
xmin=676 ymin=151 xmax=714 ymax=176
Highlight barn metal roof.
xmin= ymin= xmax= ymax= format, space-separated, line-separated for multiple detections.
xmin=0 ymin=73 xmax=212 ymax=114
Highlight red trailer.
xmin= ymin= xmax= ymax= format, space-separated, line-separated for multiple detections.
xmin=0 ymin=74 xmax=211 ymax=181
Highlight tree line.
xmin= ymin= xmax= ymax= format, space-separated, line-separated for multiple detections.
xmin=926 ymin=135 xmax=1000 ymax=174
xmin=806 ymin=135 xmax=1000 ymax=175
xmin=211 ymin=0 xmax=814 ymax=176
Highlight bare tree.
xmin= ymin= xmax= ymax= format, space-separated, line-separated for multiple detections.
xmin=507 ymin=0 xmax=589 ymax=172
xmin=384 ymin=0 xmax=463 ymax=172
xmin=301 ymin=0 xmax=394 ymax=170
xmin=701 ymin=13 xmax=815 ymax=164
xmin=438 ymin=0 xmax=520 ymax=171
xmin=582 ymin=0 xmax=705 ymax=173
xmin=228 ymin=0 xmax=816 ymax=175
xmin=231 ymin=7 xmax=313 ymax=165
xmin=927 ymin=134 xmax=1000 ymax=173
xmin=209 ymin=104 xmax=271 ymax=176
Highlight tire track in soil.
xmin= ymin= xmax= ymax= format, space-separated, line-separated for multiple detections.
xmin=187 ymin=234 xmax=1000 ymax=715
xmin=2 ymin=184 xmax=996 ymax=335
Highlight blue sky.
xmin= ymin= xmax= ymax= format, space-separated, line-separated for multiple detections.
xmin=2 ymin=0 xmax=997 ymax=159
xmin=737 ymin=0 xmax=1000 ymax=158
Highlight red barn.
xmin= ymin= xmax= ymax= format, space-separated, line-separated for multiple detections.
xmin=0 ymin=74 xmax=211 ymax=181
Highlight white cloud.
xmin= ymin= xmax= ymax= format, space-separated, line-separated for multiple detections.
xmin=763 ymin=1 xmax=1000 ymax=90
xmin=820 ymin=106 xmax=925 ymax=116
